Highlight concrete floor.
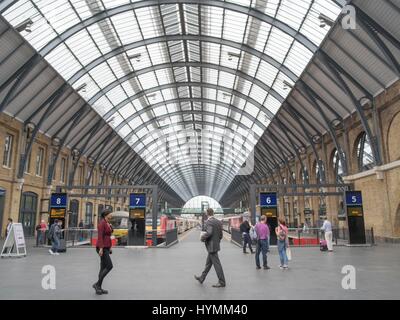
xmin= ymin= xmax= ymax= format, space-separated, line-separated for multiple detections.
xmin=0 ymin=229 xmax=399 ymax=300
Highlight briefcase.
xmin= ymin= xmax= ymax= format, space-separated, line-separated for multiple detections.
xmin=58 ymin=239 xmax=67 ymax=253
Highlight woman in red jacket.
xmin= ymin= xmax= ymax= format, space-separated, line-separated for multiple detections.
xmin=93 ymin=209 xmax=113 ymax=295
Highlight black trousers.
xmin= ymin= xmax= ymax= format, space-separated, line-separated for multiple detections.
xmin=96 ymin=248 xmax=113 ymax=288
xmin=200 ymin=252 xmax=226 ymax=285
xmin=242 ymin=233 xmax=253 ymax=252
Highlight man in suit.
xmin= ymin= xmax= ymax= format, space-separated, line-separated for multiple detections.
xmin=194 ymin=208 xmax=226 ymax=288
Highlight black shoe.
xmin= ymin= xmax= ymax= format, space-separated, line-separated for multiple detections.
xmin=101 ymin=289 xmax=109 ymax=294
xmin=92 ymin=283 xmax=102 ymax=295
xmin=256 ymin=266 xmax=261 ymax=270
xmin=194 ymin=275 xmax=204 ymax=284
xmin=263 ymin=266 xmax=271 ymax=270
xmin=250 ymin=251 xmax=254 ymax=254
xmin=243 ymin=251 xmax=248 ymax=254
xmin=212 ymin=283 xmax=226 ymax=288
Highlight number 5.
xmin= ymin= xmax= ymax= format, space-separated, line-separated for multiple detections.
xmin=352 ymin=196 xmax=357 ymax=203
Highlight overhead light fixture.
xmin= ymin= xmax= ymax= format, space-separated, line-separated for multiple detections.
xmin=283 ymin=80 xmax=293 ymax=90
xmin=222 ymin=93 xmax=231 ymax=100
xmin=318 ymin=13 xmax=334 ymax=28
xmin=76 ymin=83 xmax=87 ymax=93
xmin=147 ymin=93 xmax=157 ymax=100
xmin=227 ymin=52 xmax=240 ymax=61
xmin=15 ymin=18 xmax=33 ymax=33
xmin=128 ymin=53 xmax=142 ymax=62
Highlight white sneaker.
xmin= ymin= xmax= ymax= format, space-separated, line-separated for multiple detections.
xmin=54 ymin=252 xmax=60 ymax=255
xmin=49 ymin=249 xmax=54 ymax=255
xmin=279 ymin=265 xmax=284 ymax=270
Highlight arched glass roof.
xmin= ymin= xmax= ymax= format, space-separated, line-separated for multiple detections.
xmin=2 ymin=0 xmax=343 ymax=201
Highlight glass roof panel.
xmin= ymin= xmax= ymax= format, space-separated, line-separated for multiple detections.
xmin=2 ymin=0 xmax=342 ymax=200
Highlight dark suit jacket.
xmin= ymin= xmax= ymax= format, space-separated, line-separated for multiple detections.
xmin=201 ymin=217 xmax=223 ymax=253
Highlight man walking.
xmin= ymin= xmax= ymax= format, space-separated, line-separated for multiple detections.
xmin=195 ymin=208 xmax=226 ymax=288
xmin=254 ymin=215 xmax=270 ymax=270
xmin=321 ymin=218 xmax=333 ymax=252
xmin=48 ymin=219 xmax=62 ymax=255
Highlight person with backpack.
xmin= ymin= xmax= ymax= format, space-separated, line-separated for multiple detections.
xmin=275 ymin=218 xmax=289 ymax=269
xmin=239 ymin=219 xmax=254 ymax=254
xmin=254 ymin=215 xmax=270 ymax=270
xmin=48 ymin=219 xmax=61 ymax=255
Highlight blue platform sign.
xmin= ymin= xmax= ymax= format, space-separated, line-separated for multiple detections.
xmin=260 ymin=192 xmax=277 ymax=208
xmin=50 ymin=193 xmax=67 ymax=208
xmin=130 ymin=193 xmax=146 ymax=208
xmin=345 ymin=191 xmax=363 ymax=206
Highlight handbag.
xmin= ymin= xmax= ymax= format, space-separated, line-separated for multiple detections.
xmin=286 ymin=247 xmax=292 ymax=261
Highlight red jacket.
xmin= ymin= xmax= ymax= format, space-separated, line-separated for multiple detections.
xmin=97 ymin=219 xmax=113 ymax=249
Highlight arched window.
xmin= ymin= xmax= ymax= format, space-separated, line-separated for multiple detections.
xmin=300 ymin=167 xmax=309 ymax=185
xmin=69 ymin=200 xmax=79 ymax=228
xmin=332 ymin=149 xmax=344 ymax=184
xmin=356 ymin=132 xmax=374 ymax=171
xmin=20 ymin=192 xmax=38 ymax=236
xmin=315 ymin=160 xmax=325 ymax=184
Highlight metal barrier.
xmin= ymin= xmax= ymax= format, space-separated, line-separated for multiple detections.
xmin=230 ymin=228 xmax=243 ymax=247
xmin=228 ymin=227 xmax=375 ymax=248
xmin=165 ymin=228 xmax=178 ymax=247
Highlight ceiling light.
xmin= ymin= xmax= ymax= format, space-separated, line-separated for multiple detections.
xmin=76 ymin=83 xmax=87 ymax=93
xmin=128 ymin=53 xmax=142 ymax=62
xmin=283 ymin=80 xmax=293 ymax=90
xmin=318 ymin=13 xmax=334 ymax=28
xmin=227 ymin=52 xmax=240 ymax=61
xmin=15 ymin=18 xmax=33 ymax=33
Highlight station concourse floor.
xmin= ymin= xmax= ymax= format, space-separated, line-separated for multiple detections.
xmin=0 ymin=229 xmax=399 ymax=300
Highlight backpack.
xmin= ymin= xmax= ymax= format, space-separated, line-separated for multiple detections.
xmin=47 ymin=224 xmax=55 ymax=240
xmin=35 ymin=224 xmax=41 ymax=231
xmin=249 ymin=227 xmax=257 ymax=241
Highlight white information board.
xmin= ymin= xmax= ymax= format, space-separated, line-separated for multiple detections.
xmin=1 ymin=223 xmax=27 ymax=258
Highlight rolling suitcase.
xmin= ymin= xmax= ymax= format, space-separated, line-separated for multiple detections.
xmin=58 ymin=239 xmax=67 ymax=253
xmin=320 ymin=239 xmax=328 ymax=251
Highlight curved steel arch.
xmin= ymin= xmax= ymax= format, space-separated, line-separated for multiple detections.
xmin=105 ymin=81 xmax=274 ymax=124
xmin=88 ymin=61 xmax=285 ymax=105
xmin=122 ymin=117 xmax=259 ymax=162
xmin=68 ymin=35 xmax=298 ymax=84
xmin=37 ymin=0 xmax=318 ymax=57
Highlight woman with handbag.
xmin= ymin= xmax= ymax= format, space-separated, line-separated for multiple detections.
xmin=275 ymin=218 xmax=290 ymax=270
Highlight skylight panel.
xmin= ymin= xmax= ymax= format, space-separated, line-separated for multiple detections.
xmin=265 ymin=27 xmax=294 ymax=64
xmin=238 ymin=53 xmax=260 ymax=77
xmin=65 ymin=30 xmax=101 ymax=66
xmin=246 ymin=20 xmax=272 ymax=52
xmin=135 ymin=7 xmax=163 ymax=39
xmin=37 ymin=0 xmax=79 ymax=34
xmin=89 ymin=63 xmax=116 ymax=88
xmin=107 ymin=56 xmax=129 ymax=78
xmin=46 ymin=43 xmax=81 ymax=80
xmin=284 ymin=40 xmax=313 ymax=76
xmin=93 ymin=96 xmax=113 ymax=116
xmin=87 ymin=23 xmax=114 ymax=54
xmin=121 ymin=81 xmax=137 ymax=97
xmin=265 ymin=95 xmax=281 ymax=115
xmin=111 ymin=11 xmax=142 ymax=45
xmin=106 ymin=86 xmax=127 ymax=106
xmin=273 ymin=72 xmax=295 ymax=99
xmin=201 ymin=6 xmax=223 ymax=38
xmin=119 ymin=104 xmax=136 ymax=119
xmin=244 ymin=101 xmax=260 ymax=118
xmin=118 ymin=123 xmax=131 ymax=139
xmin=128 ymin=116 xmax=144 ymax=129
xmin=276 ymin=0 xmax=311 ymax=31
xmin=147 ymin=43 xmax=170 ymax=65
xmin=256 ymin=60 xmax=279 ymax=87
xmin=223 ymin=10 xmax=248 ymax=42
xmin=70 ymin=0 xmax=92 ymax=20
xmin=137 ymin=71 xmax=158 ymax=90
xmin=102 ymin=0 xmax=130 ymax=10
xmin=218 ymin=71 xmax=235 ymax=88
